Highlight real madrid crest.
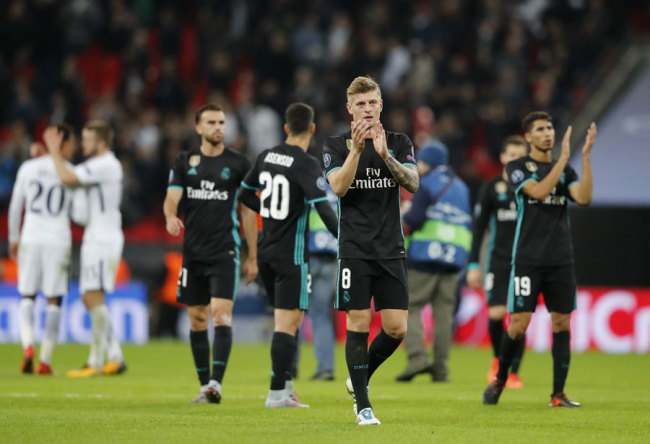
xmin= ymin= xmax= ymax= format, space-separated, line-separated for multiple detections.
xmin=189 ymin=155 xmax=201 ymax=167
xmin=346 ymin=139 xmax=353 ymax=150
xmin=525 ymin=161 xmax=538 ymax=172
xmin=495 ymin=181 xmax=507 ymax=194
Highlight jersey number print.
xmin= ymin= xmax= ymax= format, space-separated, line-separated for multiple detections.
xmin=260 ymin=172 xmax=290 ymax=220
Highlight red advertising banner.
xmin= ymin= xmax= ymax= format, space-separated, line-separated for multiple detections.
xmin=331 ymin=287 xmax=650 ymax=353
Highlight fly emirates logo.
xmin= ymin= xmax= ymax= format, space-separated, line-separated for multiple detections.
xmin=187 ymin=180 xmax=228 ymax=200
xmin=349 ymin=168 xmax=396 ymax=190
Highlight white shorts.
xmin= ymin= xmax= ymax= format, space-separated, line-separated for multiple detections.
xmin=80 ymin=240 xmax=124 ymax=294
xmin=18 ymin=242 xmax=71 ymax=297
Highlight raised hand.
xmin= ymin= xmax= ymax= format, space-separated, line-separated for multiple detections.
xmin=371 ymin=122 xmax=389 ymax=160
xmin=43 ymin=126 xmax=63 ymax=154
xmin=350 ymin=120 xmax=369 ymax=152
xmin=560 ymin=125 xmax=572 ymax=160
xmin=582 ymin=122 xmax=597 ymax=155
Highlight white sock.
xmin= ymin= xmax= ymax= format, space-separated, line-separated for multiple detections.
xmin=284 ymin=380 xmax=294 ymax=394
xmin=88 ymin=305 xmax=109 ymax=368
xmin=267 ymin=389 xmax=285 ymax=402
xmin=19 ymin=298 xmax=35 ymax=351
xmin=39 ymin=305 xmax=61 ymax=365
xmin=105 ymin=317 xmax=124 ymax=363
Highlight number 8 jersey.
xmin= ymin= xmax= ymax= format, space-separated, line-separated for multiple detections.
xmin=9 ymin=155 xmax=77 ymax=246
xmin=242 ymin=143 xmax=329 ymax=263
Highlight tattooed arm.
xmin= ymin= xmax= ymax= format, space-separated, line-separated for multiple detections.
xmin=371 ymin=123 xmax=419 ymax=192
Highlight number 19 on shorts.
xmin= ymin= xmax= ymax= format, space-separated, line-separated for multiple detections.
xmin=513 ymin=276 xmax=531 ymax=296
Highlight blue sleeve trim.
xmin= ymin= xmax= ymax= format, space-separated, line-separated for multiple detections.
xmin=241 ymin=182 xmax=259 ymax=190
xmin=325 ymin=167 xmax=341 ymax=178
xmin=307 ymin=196 xmax=328 ymax=204
xmin=467 ymin=262 xmax=480 ymax=270
xmin=167 ymin=185 xmax=183 ymax=191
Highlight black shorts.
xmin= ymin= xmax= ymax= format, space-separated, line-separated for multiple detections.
xmin=176 ymin=257 xmax=239 ymax=306
xmin=507 ymin=263 xmax=576 ymax=314
xmin=335 ymin=258 xmax=409 ymax=311
xmin=485 ymin=264 xmax=510 ymax=307
xmin=258 ymin=260 xmax=310 ymax=310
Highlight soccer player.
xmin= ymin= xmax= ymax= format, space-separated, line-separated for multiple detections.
xmin=47 ymin=120 xmax=127 ymax=377
xmin=467 ymin=135 xmax=528 ymax=387
xmin=483 ymin=111 xmax=597 ymax=407
xmin=164 ymin=104 xmax=258 ymax=403
xmin=322 ymin=76 xmax=419 ymax=425
xmin=8 ymin=124 xmax=80 ymax=374
xmin=239 ymin=102 xmax=338 ymax=408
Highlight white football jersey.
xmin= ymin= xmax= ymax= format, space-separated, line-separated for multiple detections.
xmin=74 ymin=152 xmax=123 ymax=243
xmin=8 ymin=155 xmax=75 ymax=246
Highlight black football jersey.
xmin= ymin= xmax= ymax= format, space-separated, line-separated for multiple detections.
xmin=322 ymin=131 xmax=417 ymax=259
xmin=469 ymin=176 xmax=518 ymax=269
xmin=506 ymin=155 xmax=580 ymax=266
xmin=168 ymin=148 xmax=251 ymax=265
xmin=242 ymin=143 xmax=329 ymax=264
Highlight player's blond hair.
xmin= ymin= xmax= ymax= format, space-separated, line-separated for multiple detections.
xmin=84 ymin=120 xmax=114 ymax=148
xmin=346 ymin=76 xmax=381 ymax=103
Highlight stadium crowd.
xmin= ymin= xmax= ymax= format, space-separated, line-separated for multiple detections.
xmin=1 ymin=0 xmax=648 ymax=224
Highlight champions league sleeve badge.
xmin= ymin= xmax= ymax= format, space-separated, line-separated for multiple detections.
xmin=525 ymin=161 xmax=538 ymax=172
xmin=323 ymin=153 xmax=331 ymax=168
xmin=346 ymin=139 xmax=353 ymax=150
xmin=511 ymin=169 xmax=524 ymax=184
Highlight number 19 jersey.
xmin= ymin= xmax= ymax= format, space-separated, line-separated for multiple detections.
xmin=242 ymin=143 xmax=328 ymax=264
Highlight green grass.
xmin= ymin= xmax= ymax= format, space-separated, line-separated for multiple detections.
xmin=1 ymin=342 xmax=648 ymax=443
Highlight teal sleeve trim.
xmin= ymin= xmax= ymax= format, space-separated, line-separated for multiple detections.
xmin=515 ymin=177 xmax=535 ymax=196
xmin=402 ymin=162 xmax=417 ymax=168
xmin=167 ymin=185 xmax=183 ymax=191
xmin=241 ymin=182 xmax=259 ymax=190
xmin=568 ymin=180 xmax=580 ymax=188
xmin=467 ymin=262 xmax=480 ymax=270
xmin=325 ymin=167 xmax=341 ymax=178
xmin=307 ymin=196 xmax=328 ymax=204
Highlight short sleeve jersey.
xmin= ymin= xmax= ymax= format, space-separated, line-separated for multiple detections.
xmin=242 ymin=143 xmax=328 ymax=264
xmin=8 ymin=155 xmax=74 ymax=245
xmin=168 ymin=148 xmax=251 ymax=265
xmin=322 ymin=131 xmax=416 ymax=259
xmin=73 ymin=152 xmax=123 ymax=243
xmin=506 ymin=155 xmax=580 ymax=266
xmin=468 ymin=176 xmax=518 ymax=270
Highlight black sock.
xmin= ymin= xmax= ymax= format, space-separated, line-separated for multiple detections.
xmin=510 ymin=334 xmax=525 ymax=374
xmin=346 ymin=330 xmax=371 ymax=411
xmin=368 ymin=329 xmax=403 ymax=381
xmin=270 ymin=332 xmax=296 ymax=390
xmin=552 ymin=331 xmax=571 ymax=395
xmin=496 ymin=332 xmax=524 ymax=383
xmin=211 ymin=326 xmax=232 ymax=384
xmin=189 ymin=330 xmax=210 ymax=386
xmin=488 ymin=319 xmax=504 ymax=358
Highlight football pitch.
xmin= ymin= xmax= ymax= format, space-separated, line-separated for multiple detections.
xmin=1 ymin=342 xmax=648 ymax=443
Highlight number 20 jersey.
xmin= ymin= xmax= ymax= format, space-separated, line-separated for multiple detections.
xmin=242 ymin=143 xmax=329 ymax=264
xmin=8 ymin=155 xmax=74 ymax=245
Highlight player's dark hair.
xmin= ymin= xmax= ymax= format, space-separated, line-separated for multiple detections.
xmin=285 ymin=102 xmax=314 ymax=135
xmin=195 ymin=104 xmax=223 ymax=124
xmin=84 ymin=120 xmax=114 ymax=147
xmin=501 ymin=135 xmax=527 ymax=153
xmin=522 ymin=111 xmax=552 ymax=133
xmin=56 ymin=122 xmax=74 ymax=142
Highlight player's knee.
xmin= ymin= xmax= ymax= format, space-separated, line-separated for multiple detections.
xmin=47 ymin=297 xmax=63 ymax=307
xmin=384 ymin=323 xmax=407 ymax=339
xmin=212 ymin=311 xmax=232 ymax=326
xmin=551 ymin=314 xmax=570 ymax=332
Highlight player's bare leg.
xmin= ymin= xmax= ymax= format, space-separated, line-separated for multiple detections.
xmin=67 ymin=290 xmax=107 ymax=377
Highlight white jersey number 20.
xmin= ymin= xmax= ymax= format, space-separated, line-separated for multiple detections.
xmin=259 ymin=172 xmax=290 ymax=220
